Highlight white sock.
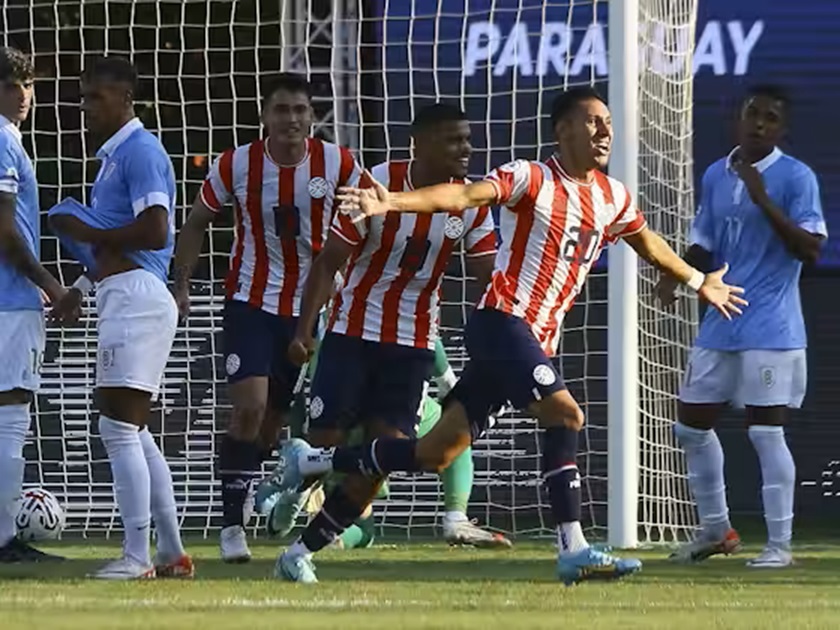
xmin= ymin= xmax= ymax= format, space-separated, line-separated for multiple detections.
xmin=298 ymin=447 xmax=335 ymax=477
xmin=0 ymin=404 xmax=30 ymax=546
xmin=287 ymin=537 xmax=313 ymax=559
xmin=674 ymin=421 xmax=731 ymax=539
xmin=444 ymin=510 xmax=467 ymax=523
xmin=557 ymin=521 xmax=589 ymax=555
xmin=748 ymin=425 xmax=795 ymax=550
xmin=138 ymin=428 xmax=185 ymax=561
xmin=99 ymin=416 xmax=151 ymax=565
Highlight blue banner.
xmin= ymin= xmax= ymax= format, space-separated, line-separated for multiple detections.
xmin=371 ymin=0 xmax=840 ymax=267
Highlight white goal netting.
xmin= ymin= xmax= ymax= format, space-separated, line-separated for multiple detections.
xmin=2 ymin=0 xmax=698 ymax=543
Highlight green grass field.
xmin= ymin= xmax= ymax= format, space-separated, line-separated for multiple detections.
xmin=1 ymin=539 xmax=838 ymax=629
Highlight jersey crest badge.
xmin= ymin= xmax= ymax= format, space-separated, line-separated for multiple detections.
xmin=444 ymin=216 xmax=465 ymax=239
xmin=308 ymin=177 xmax=329 ymax=199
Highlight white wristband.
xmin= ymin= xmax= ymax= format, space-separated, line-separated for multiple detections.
xmin=686 ymin=268 xmax=704 ymax=292
xmin=72 ymin=275 xmax=93 ymax=295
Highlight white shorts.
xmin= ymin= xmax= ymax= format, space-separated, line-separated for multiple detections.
xmin=0 ymin=310 xmax=45 ymax=392
xmin=96 ymin=268 xmax=177 ymax=396
xmin=679 ymin=347 xmax=807 ymax=409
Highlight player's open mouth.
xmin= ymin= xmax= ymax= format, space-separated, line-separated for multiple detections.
xmin=593 ymin=143 xmax=610 ymax=155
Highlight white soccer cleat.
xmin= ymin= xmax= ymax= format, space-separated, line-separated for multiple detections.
xmin=668 ymin=528 xmax=742 ymax=564
xmin=443 ymin=517 xmax=513 ymax=549
xmin=220 ymin=525 xmax=252 ymax=564
xmin=91 ymin=556 xmax=155 ymax=580
xmin=746 ymin=546 xmax=793 ymax=568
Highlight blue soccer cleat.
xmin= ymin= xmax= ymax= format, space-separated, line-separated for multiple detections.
xmin=274 ymin=550 xmax=318 ymax=583
xmin=556 ymin=546 xmax=642 ymax=586
xmin=255 ymin=438 xmax=310 ymax=514
xmin=266 ymin=486 xmax=313 ymax=538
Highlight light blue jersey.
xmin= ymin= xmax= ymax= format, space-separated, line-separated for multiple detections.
xmin=692 ymin=147 xmax=827 ymax=351
xmin=90 ymin=118 xmax=175 ymax=284
xmin=0 ymin=115 xmax=41 ymax=311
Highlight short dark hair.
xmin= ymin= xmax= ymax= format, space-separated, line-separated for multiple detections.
xmin=411 ymin=103 xmax=468 ymax=134
xmin=744 ymin=84 xmax=790 ymax=110
xmin=550 ymin=86 xmax=605 ymax=126
xmin=81 ymin=56 xmax=137 ymax=91
xmin=262 ymin=73 xmax=312 ymax=106
xmin=0 ymin=47 xmax=34 ymax=84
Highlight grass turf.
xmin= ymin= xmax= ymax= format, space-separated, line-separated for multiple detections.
xmin=1 ymin=539 xmax=838 ymax=629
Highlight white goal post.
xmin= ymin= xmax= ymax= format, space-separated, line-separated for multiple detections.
xmin=1 ymin=0 xmax=698 ymax=546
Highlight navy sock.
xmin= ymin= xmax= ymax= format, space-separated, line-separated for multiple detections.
xmin=219 ymin=435 xmax=262 ymax=527
xmin=541 ymin=426 xmax=582 ymax=524
xmin=300 ymin=486 xmax=365 ymax=553
xmin=331 ymin=438 xmax=423 ymax=476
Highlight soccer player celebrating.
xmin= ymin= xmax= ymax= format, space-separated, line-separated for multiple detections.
xmin=171 ymin=73 xmax=362 ymax=563
xmin=660 ymin=86 xmax=825 ymax=568
xmin=49 ymin=57 xmax=191 ymax=579
xmin=263 ymin=103 xmax=497 ymax=582
xmin=270 ymin=86 xmax=747 ymax=585
xmin=0 ymin=48 xmax=67 ymax=562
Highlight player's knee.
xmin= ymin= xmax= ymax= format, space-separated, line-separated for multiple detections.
xmin=229 ymin=402 xmax=266 ymax=441
xmin=531 ymin=390 xmax=584 ymax=432
xmin=678 ymin=402 xmax=722 ymax=430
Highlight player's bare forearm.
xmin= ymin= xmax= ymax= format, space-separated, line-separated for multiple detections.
xmin=465 ymin=254 xmax=495 ymax=292
xmin=391 ymin=181 xmax=498 ymax=214
xmin=0 ymin=194 xmax=62 ymax=299
xmin=173 ymin=202 xmax=215 ymax=290
xmin=756 ymin=199 xmax=822 ymax=264
xmin=86 ymin=206 xmax=169 ymax=251
xmin=623 ymin=227 xmax=698 ymax=284
xmin=296 ymin=236 xmax=352 ymax=340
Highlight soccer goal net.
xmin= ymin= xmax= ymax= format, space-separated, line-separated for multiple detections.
xmin=3 ymin=0 xmax=698 ymax=545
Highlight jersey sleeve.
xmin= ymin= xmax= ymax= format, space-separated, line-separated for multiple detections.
xmin=688 ymin=168 xmax=715 ymax=251
xmin=605 ymin=184 xmax=646 ymax=242
xmin=337 ymin=147 xmax=363 ymax=188
xmin=0 ymin=139 xmax=19 ymax=195
xmin=787 ymin=166 xmax=827 ymax=237
xmin=484 ymin=159 xmax=541 ymax=209
xmin=330 ymin=208 xmax=368 ymax=246
xmin=200 ymin=148 xmax=235 ymax=213
xmin=464 ymin=206 xmax=498 ymax=257
xmin=124 ymin=146 xmax=174 ymax=217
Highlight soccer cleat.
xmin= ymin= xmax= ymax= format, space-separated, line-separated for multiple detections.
xmin=274 ymin=550 xmax=318 ymax=583
xmin=556 ymin=546 xmax=642 ymax=586
xmin=260 ymin=438 xmax=309 ymax=500
xmin=154 ymin=554 xmax=195 ymax=578
xmin=443 ymin=518 xmax=513 ymax=549
xmin=220 ymin=525 xmax=252 ymax=563
xmin=668 ymin=528 xmax=742 ymax=564
xmin=267 ymin=486 xmax=313 ymax=538
xmin=0 ymin=538 xmax=65 ymax=563
xmin=746 ymin=546 xmax=793 ymax=568
xmin=91 ymin=556 xmax=156 ymax=580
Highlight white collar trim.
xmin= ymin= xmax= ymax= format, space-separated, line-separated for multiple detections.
xmin=726 ymin=145 xmax=783 ymax=174
xmin=0 ymin=114 xmax=21 ymax=142
xmin=96 ymin=117 xmax=143 ymax=159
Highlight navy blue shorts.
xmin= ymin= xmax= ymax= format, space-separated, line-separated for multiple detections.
xmin=448 ymin=308 xmax=566 ymax=440
xmin=222 ymin=300 xmax=303 ymax=411
xmin=307 ymin=332 xmax=434 ymax=438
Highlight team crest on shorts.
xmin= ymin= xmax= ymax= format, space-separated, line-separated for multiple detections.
xmin=532 ymin=364 xmax=556 ymax=387
xmin=308 ymin=177 xmax=329 ymax=199
xmin=309 ymin=396 xmax=324 ymax=419
xmin=444 ymin=216 xmax=465 ymax=239
xmin=760 ymin=366 xmax=776 ymax=388
xmin=225 ymin=353 xmax=241 ymax=376
xmin=99 ymin=347 xmax=115 ymax=370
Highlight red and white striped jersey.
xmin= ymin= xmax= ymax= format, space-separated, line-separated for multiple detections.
xmin=200 ymin=137 xmax=362 ymax=317
xmin=329 ymin=161 xmax=497 ymax=350
xmin=480 ymin=156 xmax=646 ymax=356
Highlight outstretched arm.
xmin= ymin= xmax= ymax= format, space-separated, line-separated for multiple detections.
xmin=623 ymin=226 xmax=748 ymax=320
xmin=338 ymin=174 xmax=499 ymax=219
